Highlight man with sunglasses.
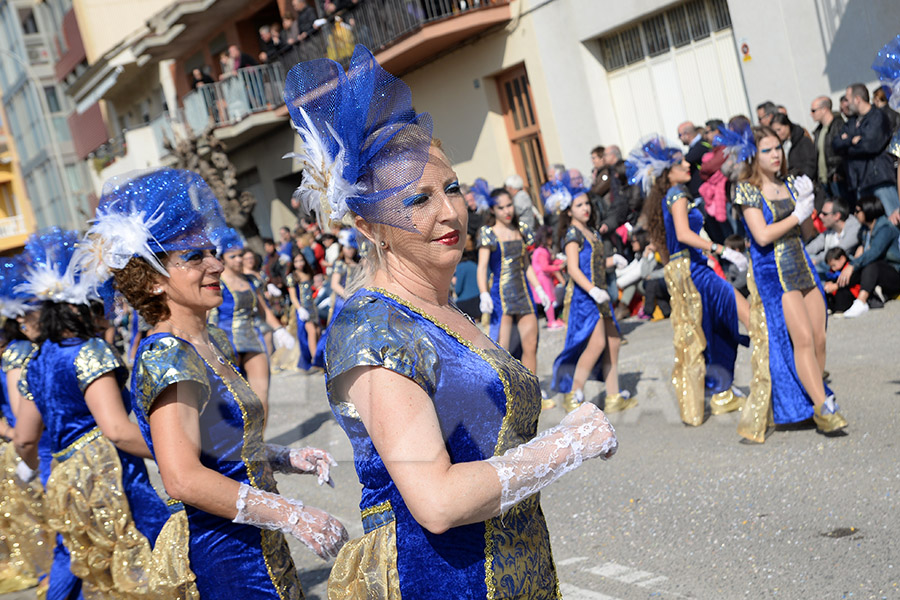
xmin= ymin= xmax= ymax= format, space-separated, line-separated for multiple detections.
xmin=811 ymin=96 xmax=846 ymax=199
xmin=805 ymin=198 xmax=860 ymax=273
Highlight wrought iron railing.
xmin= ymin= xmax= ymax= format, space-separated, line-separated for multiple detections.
xmin=182 ymin=62 xmax=287 ymax=133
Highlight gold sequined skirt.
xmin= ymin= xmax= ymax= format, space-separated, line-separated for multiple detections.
xmin=0 ymin=441 xmax=52 ymax=593
xmin=664 ymin=256 xmax=706 ymax=426
xmin=327 ymin=503 xmax=400 ymax=599
xmin=737 ymin=267 xmax=774 ymax=443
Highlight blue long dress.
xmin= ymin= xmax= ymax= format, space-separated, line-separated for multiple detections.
xmin=325 ymin=288 xmax=560 ymax=599
xmin=664 ymin=186 xmax=746 ymax=394
xmin=734 ymin=177 xmax=832 ymax=424
xmin=210 ymin=278 xmax=266 ymax=355
xmin=131 ymin=326 xmax=304 ymax=600
xmin=478 ymin=222 xmax=536 ymax=342
xmin=20 ymin=337 xmax=169 ymax=598
xmin=550 ymin=226 xmax=614 ymax=394
xmin=287 ymin=273 xmax=323 ymax=371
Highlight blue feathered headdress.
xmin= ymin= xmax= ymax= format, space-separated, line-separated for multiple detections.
xmin=625 ymin=136 xmax=682 ymax=195
xmin=471 ymin=178 xmax=492 ymax=213
xmin=283 ymin=45 xmax=434 ymax=232
xmin=16 ymin=228 xmax=91 ymax=305
xmin=872 ymin=34 xmax=900 ymax=110
xmin=544 ymin=171 xmax=587 ymax=213
xmin=211 ymin=227 xmax=245 ymax=257
xmin=0 ymin=256 xmax=35 ymax=318
xmin=76 ymin=168 xmax=226 ymax=285
xmin=714 ymin=123 xmax=757 ymax=164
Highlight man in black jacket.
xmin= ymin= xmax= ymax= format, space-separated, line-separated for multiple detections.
xmin=677 ymin=121 xmax=709 ymax=198
xmin=833 ymin=83 xmax=899 ymax=225
xmin=811 ymin=96 xmax=845 ymax=198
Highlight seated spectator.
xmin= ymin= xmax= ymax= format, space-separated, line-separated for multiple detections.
xmin=191 ymin=67 xmax=214 ymax=89
xmin=616 ymin=230 xmax=668 ymax=320
xmin=823 ymin=248 xmax=860 ymax=313
xmin=770 ymin=113 xmax=817 ymax=180
xmin=805 ymin=197 xmax=861 ymax=271
xmin=721 ymin=234 xmax=749 ymax=297
xmin=837 ymin=196 xmax=900 ymax=317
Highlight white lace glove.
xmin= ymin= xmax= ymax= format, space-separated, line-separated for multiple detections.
xmin=479 ymin=292 xmax=494 ymax=315
xmin=296 ymin=306 xmax=311 ymax=322
xmin=790 ymin=191 xmax=814 ymax=224
xmin=273 ymin=327 xmax=296 ymax=350
xmin=268 ymin=444 xmax=337 ymax=487
xmin=720 ymin=247 xmax=748 ymax=271
xmin=485 ymin=403 xmax=617 ymax=514
xmin=612 ymin=254 xmax=628 ymax=269
xmin=15 ymin=460 xmax=37 ymax=484
xmin=793 ymin=175 xmax=815 ymax=204
xmin=588 ymin=286 xmax=610 ymax=305
xmin=267 ymin=283 xmax=283 ymax=298
xmin=233 ymin=483 xmax=348 ymax=560
xmin=535 ymin=286 xmax=552 ymax=311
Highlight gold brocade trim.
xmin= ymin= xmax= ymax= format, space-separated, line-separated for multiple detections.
xmin=51 ymin=427 xmax=102 ymax=461
xmin=737 ymin=266 xmax=774 ymax=442
xmin=148 ymin=510 xmax=200 ymax=599
xmin=561 ymin=279 xmax=574 ymax=322
xmin=663 ymin=257 xmax=707 ymax=426
xmin=360 ymin=501 xmax=392 ymax=520
xmin=45 ymin=434 xmax=154 ymax=598
xmin=327 ymin=518 xmax=401 ymax=600
xmin=760 ymin=179 xmax=816 ymax=292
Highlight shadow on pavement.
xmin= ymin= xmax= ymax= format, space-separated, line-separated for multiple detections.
xmin=268 ymin=410 xmax=334 ymax=445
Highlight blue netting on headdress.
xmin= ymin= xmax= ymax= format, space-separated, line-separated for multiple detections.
xmin=283 ymin=45 xmax=434 ymax=232
xmin=338 ymin=228 xmax=359 ymax=249
xmin=544 ymin=171 xmax=586 ymax=213
xmin=872 ymin=34 xmax=900 ymax=110
xmin=0 ymin=256 xmax=33 ymax=318
xmin=471 ymin=178 xmax=492 ymax=212
xmin=625 ymin=136 xmax=682 ymax=195
xmin=16 ymin=227 xmax=90 ymax=305
xmin=715 ymin=123 xmax=757 ymax=164
xmin=211 ymin=227 xmax=245 ymax=256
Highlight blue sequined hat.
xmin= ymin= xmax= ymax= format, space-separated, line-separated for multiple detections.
xmin=0 ymin=255 xmax=35 ymax=318
xmin=624 ymin=136 xmax=683 ymax=195
xmin=471 ymin=178 xmax=492 ymax=213
xmin=714 ymin=122 xmax=757 ymax=165
xmin=337 ymin=228 xmax=359 ymax=249
xmin=16 ymin=227 xmax=91 ymax=305
xmin=77 ymin=168 xmax=226 ymax=283
xmin=211 ymin=227 xmax=245 ymax=257
xmin=283 ymin=45 xmax=434 ymax=232
xmin=872 ymin=34 xmax=900 ymax=110
xmin=544 ymin=172 xmax=587 ymax=213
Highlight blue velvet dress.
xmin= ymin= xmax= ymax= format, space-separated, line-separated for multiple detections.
xmin=325 ymin=288 xmax=560 ymax=599
xmin=287 ymin=273 xmax=323 ymax=371
xmin=734 ymin=177 xmax=832 ymax=424
xmin=210 ymin=278 xmax=266 ymax=354
xmin=131 ymin=326 xmax=304 ymax=600
xmin=478 ymin=223 xmax=536 ymax=341
xmin=664 ymin=186 xmax=744 ymax=394
xmin=550 ymin=226 xmax=614 ymax=394
xmin=20 ymin=337 xmax=169 ymax=598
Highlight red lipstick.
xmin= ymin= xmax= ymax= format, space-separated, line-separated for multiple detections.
xmin=434 ymin=230 xmax=460 ymax=246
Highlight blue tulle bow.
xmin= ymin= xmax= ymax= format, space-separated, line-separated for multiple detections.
xmin=211 ymin=227 xmax=245 ymax=257
xmin=714 ymin=124 xmax=757 ymax=164
xmin=471 ymin=178 xmax=492 ymax=213
xmin=872 ymin=34 xmax=900 ymax=110
xmin=625 ymin=136 xmax=682 ymax=195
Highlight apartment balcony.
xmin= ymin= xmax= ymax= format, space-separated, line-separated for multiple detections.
xmin=92 ymin=112 xmax=187 ymax=186
xmin=0 ymin=214 xmax=26 ymax=238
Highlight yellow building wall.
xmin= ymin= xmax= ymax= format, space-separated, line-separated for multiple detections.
xmin=73 ymin=0 xmax=172 ymax=63
xmin=0 ymin=124 xmax=38 ymax=254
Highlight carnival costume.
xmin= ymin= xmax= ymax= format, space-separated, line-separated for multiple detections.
xmin=717 ymin=127 xmax=847 ymax=437
xmin=81 ymin=168 xmax=343 ymax=600
xmin=478 ymin=219 xmax=537 ymax=341
xmin=286 ymin=44 xmax=620 ymax=599
xmin=15 ymin=228 xmax=175 ymax=599
xmin=286 ymin=272 xmax=322 ymax=371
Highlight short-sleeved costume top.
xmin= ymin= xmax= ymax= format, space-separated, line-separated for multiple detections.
xmin=325 ymin=288 xmax=560 ymax=599
xmin=209 ymin=278 xmax=266 ymax=354
xmin=562 ymin=225 xmax=611 ymax=318
xmin=130 ymin=325 xmax=303 ymax=600
xmin=286 ymin=273 xmax=317 ymax=318
xmin=663 ymin=185 xmax=705 ymax=264
xmin=0 ymin=339 xmax=36 ymax=427
xmin=478 ymin=222 xmax=536 ymax=316
xmin=734 ymin=176 xmax=817 ymax=291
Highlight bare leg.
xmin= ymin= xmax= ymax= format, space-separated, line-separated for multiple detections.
xmin=498 ymin=314 xmax=513 ymax=350
xmin=571 ymin=318 xmax=608 ymax=392
xmin=242 ymin=351 xmax=271 ymax=422
xmin=780 ymin=290 xmax=825 ymax=407
xmin=734 ymin=288 xmax=750 ymax=331
xmin=600 ymin=316 xmax=621 ymax=397
xmin=305 ymin=322 xmax=319 ymax=360
xmin=517 ymin=313 xmax=539 ymax=373
xmin=802 ymin=288 xmax=827 ymax=374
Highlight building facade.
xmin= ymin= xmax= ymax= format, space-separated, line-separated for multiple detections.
xmin=0 ymin=117 xmax=36 ymax=253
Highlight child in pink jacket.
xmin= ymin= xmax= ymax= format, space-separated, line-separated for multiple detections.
xmin=531 ymin=225 xmax=566 ymax=329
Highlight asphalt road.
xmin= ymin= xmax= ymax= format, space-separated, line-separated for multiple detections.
xmin=4 ymin=302 xmax=898 ymax=599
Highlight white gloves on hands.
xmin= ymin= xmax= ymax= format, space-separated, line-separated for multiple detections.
xmin=793 ymin=175 xmax=815 ymax=204
xmin=588 ymin=286 xmax=610 ymax=305
xmin=296 ymin=307 xmax=311 ymax=322
xmin=233 ymin=483 xmax=348 ymax=560
xmin=612 ymin=254 xmax=629 ymax=269
xmin=485 ymin=402 xmax=617 ymax=514
xmin=269 ymin=444 xmax=337 ymax=487
xmin=267 ymin=283 xmax=283 ymax=298
xmin=15 ymin=460 xmax=37 ymax=484
xmin=535 ymin=287 xmax=552 ymax=311
xmin=790 ymin=184 xmax=815 ymax=224
xmin=273 ymin=327 xmax=296 ymax=350
xmin=720 ymin=247 xmax=748 ymax=271
xmin=479 ymin=292 xmax=494 ymax=315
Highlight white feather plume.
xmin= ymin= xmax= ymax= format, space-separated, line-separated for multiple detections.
xmin=283 ymin=104 xmax=362 ymax=229
xmin=544 ymin=188 xmax=573 ymax=213
xmin=15 ymin=261 xmax=88 ymax=305
xmin=0 ymin=298 xmax=33 ymax=319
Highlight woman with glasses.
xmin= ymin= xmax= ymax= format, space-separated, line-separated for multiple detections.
xmin=727 ymin=125 xmax=848 ymax=436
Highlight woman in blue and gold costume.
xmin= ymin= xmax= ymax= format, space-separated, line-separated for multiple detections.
xmin=549 ymin=178 xmax=635 ymax=414
xmin=82 ymin=168 xmax=348 ymax=600
xmin=285 ymin=45 xmax=618 ymax=599
xmin=11 ymin=227 xmax=179 ymax=599
xmin=328 ymin=230 xmax=361 ymax=324
xmin=635 ymin=137 xmax=750 ymax=427
xmin=722 ymin=125 xmax=848 ymax=436
xmin=209 ymin=227 xmax=293 ymax=415
xmin=476 ymin=187 xmax=551 ymax=373
xmin=287 ymin=251 xmax=322 ymax=372
xmin=0 ymin=259 xmax=54 ymax=597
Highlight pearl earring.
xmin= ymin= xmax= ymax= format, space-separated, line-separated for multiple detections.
xmin=152 ymin=288 xmax=162 ymax=295
xmin=380 ymin=241 xmax=386 ymax=247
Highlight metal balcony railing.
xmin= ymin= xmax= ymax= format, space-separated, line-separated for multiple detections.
xmin=182 ymin=63 xmax=287 ymax=134
xmin=0 ymin=214 xmax=26 ymax=238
